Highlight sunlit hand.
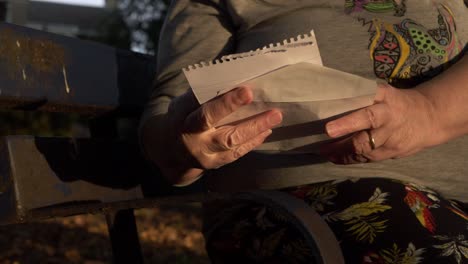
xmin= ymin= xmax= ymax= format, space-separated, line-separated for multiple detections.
xmin=320 ymin=84 xmax=438 ymax=164
xmin=143 ymin=87 xmax=282 ymax=185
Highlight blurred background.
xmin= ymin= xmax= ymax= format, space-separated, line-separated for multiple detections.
xmin=0 ymin=0 xmax=209 ymax=263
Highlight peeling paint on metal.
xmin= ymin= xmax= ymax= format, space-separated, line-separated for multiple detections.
xmin=62 ymin=65 xmax=70 ymax=94
xmin=0 ymin=28 xmax=67 ymax=88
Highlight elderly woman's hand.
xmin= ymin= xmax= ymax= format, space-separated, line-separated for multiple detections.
xmin=142 ymin=87 xmax=282 ymax=185
xmin=320 ymin=84 xmax=439 ymax=164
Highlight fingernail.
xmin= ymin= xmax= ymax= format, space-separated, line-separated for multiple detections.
xmin=326 ymin=122 xmax=343 ymax=138
xmin=268 ymin=111 xmax=283 ymax=126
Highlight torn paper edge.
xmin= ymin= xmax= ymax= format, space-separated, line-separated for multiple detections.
xmin=183 ymin=31 xmax=318 ymax=72
xmin=184 ymin=30 xmax=323 ymax=104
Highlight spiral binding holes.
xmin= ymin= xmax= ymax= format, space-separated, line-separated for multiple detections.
xmin=183 ymin=30 xmax=314 ymax=72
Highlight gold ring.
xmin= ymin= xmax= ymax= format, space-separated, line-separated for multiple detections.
xmin=366 ymin=130 xmax=376 ymax=150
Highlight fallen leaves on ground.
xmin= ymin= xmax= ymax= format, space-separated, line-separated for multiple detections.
xmin=0 ymin=203 xmax=209 ymax=264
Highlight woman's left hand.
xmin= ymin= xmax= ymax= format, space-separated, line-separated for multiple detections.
xmin=320 ymin=84 xmax=439 ymax=164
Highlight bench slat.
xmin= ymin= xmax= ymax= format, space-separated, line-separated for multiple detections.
xmin=0 ymin=136 xmax=207 ymax=225
xmin=0 ymin=23 xmax=155 ymax=115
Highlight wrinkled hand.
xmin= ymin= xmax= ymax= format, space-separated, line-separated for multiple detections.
xmin=146 ymin=87 xmax=282 ymax=185
xmin=321 ymin=84 xmax=438 ymax=164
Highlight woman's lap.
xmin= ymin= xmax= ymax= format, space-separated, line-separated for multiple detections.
xmin=204 ymin=178 xmax=468 ymax=264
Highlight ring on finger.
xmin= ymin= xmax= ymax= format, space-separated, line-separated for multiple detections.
xmin=366 ymin=130 xmax=376 ymax=150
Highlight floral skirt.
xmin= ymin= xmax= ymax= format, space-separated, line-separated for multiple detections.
xmin=203 ymin=178 xmax=468 ymax=264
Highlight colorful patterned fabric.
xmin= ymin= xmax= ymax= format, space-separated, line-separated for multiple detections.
xmin=347 ymin=1 xmax=466 ymax=88
xmin=204 ymin=178 xmax=468 ymax=263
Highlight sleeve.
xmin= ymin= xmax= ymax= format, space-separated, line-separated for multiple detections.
xmin=140 ymin=0 xmax=235 ymax=124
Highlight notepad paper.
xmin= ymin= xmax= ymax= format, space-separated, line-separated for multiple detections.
xmin=183 ymin=31 xmax=377 ymax=153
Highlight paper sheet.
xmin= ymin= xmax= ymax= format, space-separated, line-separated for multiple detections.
xmin=184 ymin=31 xmax=324 ymax=104
xmin=183 ymin=30 xmax=377 ymax=152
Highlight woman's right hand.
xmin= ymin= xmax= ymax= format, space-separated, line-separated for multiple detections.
xmin=142 ymin=87 xmax=282 ymax=186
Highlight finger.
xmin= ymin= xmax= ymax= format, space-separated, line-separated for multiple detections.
xmin=320 ymin=127 xmax=390 ymax=164
xmin=185 ymin=87 xmax=253 ymax=132
xmin=320 ymin=135 xmax=355 ymax=163
xmin=215 ymin=129 xmax=273 ymax=167
xmin=364 ymin=147 xmax=397 ymax=162
xmin=324 ymin=148 xmax=373 ymax=165
xmin=209 ymin=109 xmax=282 ymax=152
xmin=374 ymin=82 xmax=393 ymax=103
xmin=325 ymin=103 xmax=390 ymax=138
xmin=350 ymin=127 xmax=390 ymax=155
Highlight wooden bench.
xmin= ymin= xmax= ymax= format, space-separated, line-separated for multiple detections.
xmin=0 ymin=22 xmax=209 ymax=263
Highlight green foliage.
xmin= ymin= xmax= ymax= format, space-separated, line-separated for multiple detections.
xmin=82 ymin=0 xmax=172 ymax=53
xmin=119 ymin=0 xmax=171 ymax=54
xmin=78 ymin=9 xmax=132 ymax=50
xmin=345 ymin=216 xmax=388 ymax=244
xmin=78 ymin=0 xmax=171 ymax=53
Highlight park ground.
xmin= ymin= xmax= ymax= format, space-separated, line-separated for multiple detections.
xmin=0 ymin=203 xmax=210 ymax=264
